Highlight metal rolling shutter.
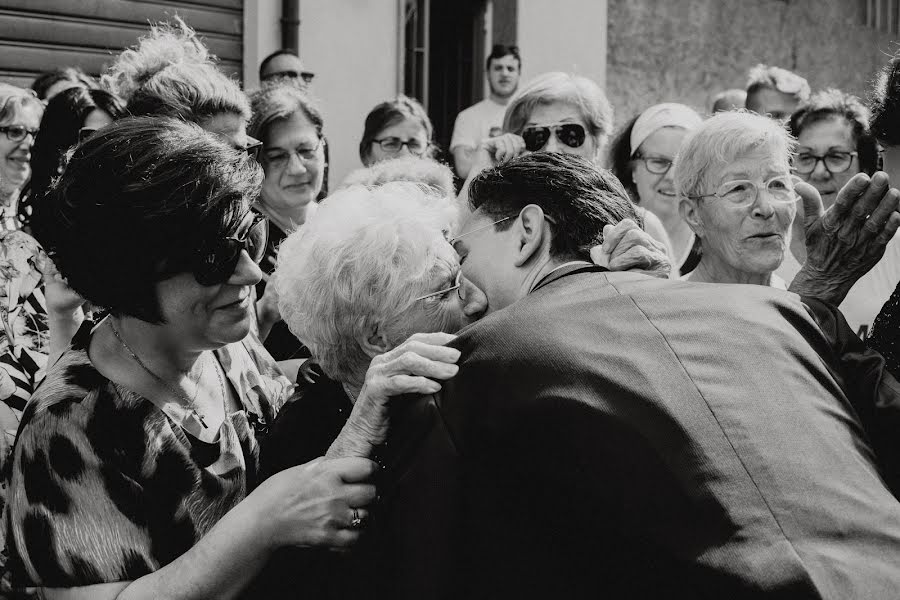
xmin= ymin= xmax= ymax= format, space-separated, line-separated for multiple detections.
xmin=0 ymin=0 xmax=243 ymax=90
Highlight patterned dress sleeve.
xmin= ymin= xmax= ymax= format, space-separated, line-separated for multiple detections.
xmin=868 ymin=279 xmax=900 ymax=380
xmin=6 ymin=360 xmax=159 ymax=587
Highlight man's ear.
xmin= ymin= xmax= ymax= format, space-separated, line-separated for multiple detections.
xmin=513 ymin=204 xmax=550 ymax=267
xmin=679 ymin=197 xmax=705 ymax=239
xmin=357 ymin=323 xmax=390 ymax=359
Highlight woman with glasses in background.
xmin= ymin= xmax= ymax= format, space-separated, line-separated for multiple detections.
xmin=779 ymin=89 xmax=889 ymax=338
xmin=675 ymin=111 xmax=800 ymax=288
xmin=248 ymin=83 xmax=326 ymax=366
xmin=0 ymin=83 xmax=43 ymax=230
xmin=359 ymin=95 xmax=435 ymax=166
xmin=470 ymin=72 xmax=672 ymax=265
xmin=609 ymin=103 xmax=704 ymax=275
xmin=7 ymin=117 xmax=398 ymax=599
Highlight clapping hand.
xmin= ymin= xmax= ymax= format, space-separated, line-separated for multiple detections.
xmin=789 ymin=172 xmax=900 ymax=304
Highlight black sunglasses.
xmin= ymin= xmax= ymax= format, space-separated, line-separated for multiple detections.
xmin=521 ymin=123 xmax=587 ymax=152
xmin=241 ymin=137 xmax=263 ymax=162
xmin=193 ymin=212 xmax=268 ymax=285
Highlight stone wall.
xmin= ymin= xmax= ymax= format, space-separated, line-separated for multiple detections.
xmin=606 ymin=0 xmax=896 ymax=127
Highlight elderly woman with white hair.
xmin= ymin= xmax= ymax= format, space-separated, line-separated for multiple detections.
xmin=469 ymin=72 xmax=671 ymax=269
xmin=675 ymin=111 xmax=801 ymax=287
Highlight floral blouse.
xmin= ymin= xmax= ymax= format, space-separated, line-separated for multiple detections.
xmin=4 ymin=320 xmax=292 ymax=588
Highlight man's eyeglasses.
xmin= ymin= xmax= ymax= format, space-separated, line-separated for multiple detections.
xmin=0 ymin=125 xmax=38 ymax=143
xmin=262 ymin=138 xmax=323 ymax=169
xmin=689 ymin=174 xmax=802 ymax=209
xmin=449 ymin=216 xmax=513 ymax=245
xmin=193 ymin=212 xmax=268 ymax=285
xmin=521 ymin=123 xmax=587 ymax=152
xmin=372 ymin=137 xmax=428 ymax=155
xmin=412 ymin=270 xmax=463 ymax=302
xmin=262 ymin=70 xmax=315 ymax=84
xmin=240 ymin=137 xmax=263 ymax=162
xmin=77 ymin=127 xmax=96 ymax=144
xmin=632 ymin=154 xmax=673 ymax=175
xmin=792 ymin=151 xmax=857 ymax=175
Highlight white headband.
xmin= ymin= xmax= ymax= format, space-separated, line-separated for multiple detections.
xmin=629 ymin=103 xmax=703 ymax=155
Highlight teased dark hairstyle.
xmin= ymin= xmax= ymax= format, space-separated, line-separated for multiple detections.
xmin=31 ymin=116 xmax=263 ymax=323
xmin=358 ymin=95 xmax=435 ymax=165
xmin=789 ymin=88 xmax=878 ymax=175
xmin=31 ymin=67 xmax=97 ymax=100
xmin=870 ymin=56 xmax=900 ymax=147
xmin=25 ymin=87 xmax=127 ymax=224
xmin=467 ymin=152 xmax=638 ymax=260
xmin=608 ymin=114 xmax=641 ymax=200
xmin=486 ymin=44 xmax=521 ymax=71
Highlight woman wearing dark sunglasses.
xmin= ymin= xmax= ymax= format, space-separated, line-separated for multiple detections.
xmin=7 ymin=117 xmax=384 ymax=599
xmin=465 ymin=71 xmax=671 ymax=264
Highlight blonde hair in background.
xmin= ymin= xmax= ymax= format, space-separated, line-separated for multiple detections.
xmin=502 ymin=72 xmax=614 ymax=148
xmin=101 ymin=16 xmax=250 ymax=122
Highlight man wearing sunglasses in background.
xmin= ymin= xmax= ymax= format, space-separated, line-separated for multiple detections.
xmin=450 ymin=44 xmax=522 ymax=179
xmin=259 ymin=49 xmax=315 ymax=88
xmin=369 ymin=151 xmax=900 ymax=599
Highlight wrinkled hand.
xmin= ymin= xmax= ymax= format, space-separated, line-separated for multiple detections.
xmin=481 ymin=133 xmax=526 ymax=166
xmin=326 ymin=332 xmax=460 ymax=458
xmin=591 ymin=219 xmax=672 ymax=278
xmin=789 ymin=173 xmax=900 ymax=304
xmin=254 ymin=456 xmax=378 ymax=549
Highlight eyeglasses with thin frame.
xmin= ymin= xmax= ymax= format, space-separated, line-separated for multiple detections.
xmin=521 ymin=123 xmax=587 ymax=152
xmin=632 ymin=154 xmax=673 ymax=175
xmin=193 ymin=212 xmax=269 ymax=286
xmin=792 ymin=150 xmax=858 ymax=175
xmin=449 ymin=216 xmax=513 ymax=245
xmin=688 ymin=174 xmax=802 ymax=209
xmin=411 ymin=269 xmax=463 ymax=302
xmin=0 ymin=125 xmax=38 ymax=143
xmin=372 ymin=136 xmax=428 ymax=155
xmin=262 ymin=138 xmax=323 ymax=169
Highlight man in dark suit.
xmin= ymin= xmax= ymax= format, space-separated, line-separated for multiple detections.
xmin=369 ymin=153 xmax=900 ymax=599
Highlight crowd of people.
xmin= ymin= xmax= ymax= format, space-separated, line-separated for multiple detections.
xmin=0 ymin=14 xmax=899 ymax=599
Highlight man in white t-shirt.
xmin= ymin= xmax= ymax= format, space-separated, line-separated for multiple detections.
xmin=451 ymin=45 xmax=521 ymax=178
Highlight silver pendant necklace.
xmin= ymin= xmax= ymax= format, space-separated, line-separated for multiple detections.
xmin=109 ymin=318 xmax=211 ymax=429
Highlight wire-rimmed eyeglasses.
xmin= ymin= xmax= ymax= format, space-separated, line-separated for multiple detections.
xmin=411 ymin=269 xmax=463 ymax=302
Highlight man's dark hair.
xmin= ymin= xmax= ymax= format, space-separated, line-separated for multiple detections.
xmin=259 ymin=49 xmax=300 ymax=80
xmin=467 ymin=152 xmax=638 ymax=260
xmin=486 ymin=44 xmax=521 ymax=71
xmin=789 ymin=88 xmax=878 ymax=175
xmin=32 ymin=116 xmax=263 ymax=323
xmin=870 ymin=55 xmax=900 ymax=147
xmin=31 ymin=67 xmax=97 ymax=100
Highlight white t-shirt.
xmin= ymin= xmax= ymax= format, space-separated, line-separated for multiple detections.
xmin=450 ymin=98 xmax=507 ymax=151
xmin=776 ymin=236 xmax=900 ymax=339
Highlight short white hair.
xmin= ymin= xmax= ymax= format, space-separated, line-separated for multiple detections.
xmin=673 ymin=110 xmax=795 ymax=199
xmin=274 ymin=183 xmax=456 ymax=382
xmin=339 ymin=156 xmax=456 ymax=197
xmin=503 ymin=72 xmax=614 ymax=146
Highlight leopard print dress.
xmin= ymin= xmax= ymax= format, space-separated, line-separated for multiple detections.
xmin=3 ymin=320 xmax=291 ymax=588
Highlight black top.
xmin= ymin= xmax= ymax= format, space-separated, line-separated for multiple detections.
xmin=254 ymin=217 xmax=312 ymax=361
xmin=868 ymin=279 xmax=900 ymax=380
xmin=250 ymin=369 xmax=356 ymax=599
